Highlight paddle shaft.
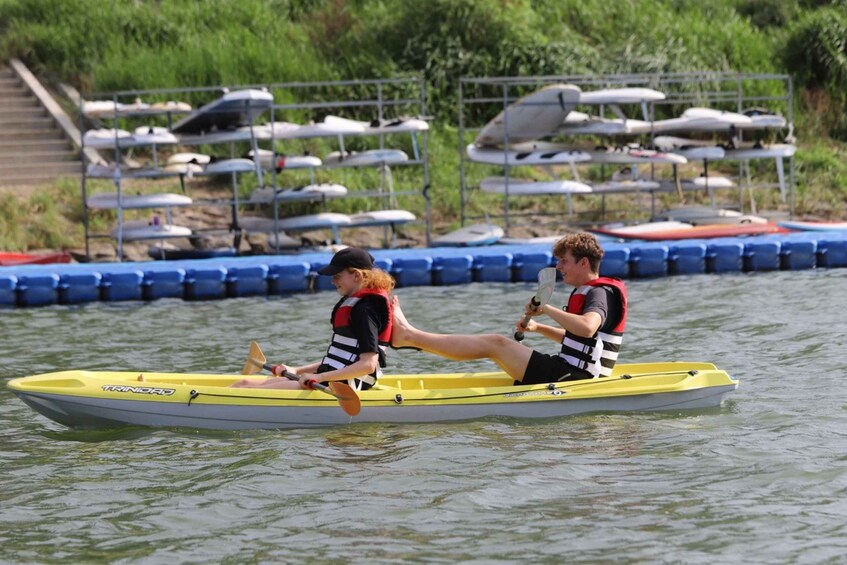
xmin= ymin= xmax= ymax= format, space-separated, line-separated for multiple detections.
xmin=514 ymin=296 xmax=542 ymax=341
xmin=259 ymin=362 xmax=342 ymax=399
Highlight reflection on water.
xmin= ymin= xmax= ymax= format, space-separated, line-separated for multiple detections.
xmin=2 ymin=270 xmax=847 ymax=561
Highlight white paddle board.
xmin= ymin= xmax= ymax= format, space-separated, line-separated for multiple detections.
xmin=656 ymin=207 xmax=768 ymax=225
xmin=86 ymin=164 xmax=187 ymax=180
xmin=466 ymin=143 xmax=591 ymax=166
xmin=167 ymin=152 xmax=211 ymax=165
xmin=777 ymin=220 xmax=847 ymax=231
xmin=741 ymin=109 xmax=787 ymax=129
xmin=88 ymin=192 xmax=192 ymax=209
xmin=111 ymin=220 xmax=192 ymax=241
xmin=163 ymin=162 xmax=204 ymax=175
xmin=480 ymin=176 xmax=592 ymax=195
xmin=323 ymin=149 xmax=409 ymax=167
xmin=177 ymin=126 xmax=258 ymax=146
xmin=323 ymin=115 xmax=429 ymax=135
xmin=591 ymin=180 xmax=662 ymax=193
xmin=651 ymin=137 xmax=726 ymax=160
xmin=348 ymin=210 xmax=417 ymax=227
xmin=249 ymin=184 xmax=348 ymax=203
xmin=83 ymin=128 xmax=132 ymax=148
xmin=255 ymin=119 xmax=367 ymax=139
xmin=83 ymin=127 xmax=178 ymax=148
xmin=474 ymin=84 xmax=581 ymax=147
xmin=558 ymin=113 xmax=650 ymax=135
xmin=202 ymin=158 xmax=257 ymax=175
xmin=720 ymin=144 xmax=796 ymax=160
xmin=578 ymin=87 xmax=666 ymax=104
xmin=82 ymin=100 xmax=129 ymax=118
xmin=247 ymin=149 xmax=322 ymax=170
xmin=432 ymin=223 xmax=504 ymax=247
xmin=585 ymin=146 xmax=687 ymax=165
xmin=278 ymin=213 xmax=352 ymax=231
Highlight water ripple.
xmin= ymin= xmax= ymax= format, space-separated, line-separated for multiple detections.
xmin=2 ymin=271 xmax=847 ymax=561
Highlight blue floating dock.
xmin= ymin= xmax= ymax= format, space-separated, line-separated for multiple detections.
xmin=2 ymin=231 xmax=847 ymax=308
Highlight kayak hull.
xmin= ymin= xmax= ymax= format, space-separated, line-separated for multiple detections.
xmin=590 ymin=222 xmax=788 ymax=241
xmin=8 ymin=362 xmax=738 ymax=431
xmin=0 ymin=251 xmax=72 ymax=266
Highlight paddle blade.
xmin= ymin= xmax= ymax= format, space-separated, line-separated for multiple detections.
xmin=535 ymin=268 xmax=557 ymax=306
xmin=328 ymin=382 xmax=362 ymax=416
xmin=241 ymin=341 xmax=267 ymax=375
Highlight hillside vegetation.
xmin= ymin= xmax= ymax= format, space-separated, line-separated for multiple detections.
xmin=1 ymin=0 xmax=846 ymax=251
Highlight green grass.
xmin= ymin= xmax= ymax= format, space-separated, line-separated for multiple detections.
xmin=0 ymin=0 xmax=845 ymax=250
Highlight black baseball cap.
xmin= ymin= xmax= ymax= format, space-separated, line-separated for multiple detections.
xmin=317 ymin=247 xmax=375 ymax=276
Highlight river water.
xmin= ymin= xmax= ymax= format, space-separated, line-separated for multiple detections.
xmin=2 ymin=270 xmax=846 ymax=563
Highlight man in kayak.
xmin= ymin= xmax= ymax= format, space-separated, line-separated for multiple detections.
xmin=391 ymin=233 xmax=627 ymax=384
xmin=232 ymin=247 xmax=394 ymax=391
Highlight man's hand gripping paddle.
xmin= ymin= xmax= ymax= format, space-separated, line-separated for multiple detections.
xmin=241 ymin=341 xmax=361 ymax=417
xmin=514 ymin=267 xmax=557 ymax=341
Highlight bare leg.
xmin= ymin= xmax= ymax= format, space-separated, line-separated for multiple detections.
xmin=230 ymin=377 xmax=303 ymax=389
xmin=391 ymin=296 xmax=533 ymax=380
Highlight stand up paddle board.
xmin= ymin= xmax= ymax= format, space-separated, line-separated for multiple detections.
xmin=167 ymin=152 xmax=212 ymax=165
xmin=466 ymin=144 xmax=591 ymax=166
xmin=323 ymin=116 xmax=429 ymax=135
xmin=348 ymin=210 xmax=416 ymax=227
xmin=480 ymin=177 xmax=592 ymax=195
xmin=111 ymin=220 xmax=192 ymax=241
xmin=776 ymin=220 xmax=847 ymax=231
xmin=83 ymin=128 xmax=178 ymax=149
xmin=578 ymin=87 xmax=666 ymax=105
xmin=323 ymin=149 xmax=409 ymax=167
xmin=247 ymin=149 xmax=322 ymax=170
xmin=474 ymin=84 xmax=581 ymax=147
xmin=249 ymin=184 xmax=348 ymax=203
xmin=202 ymin=158 xmax=257 ymax=175
xmin=432 ymin=224 xmax=504 ymax=247
xmin=87 ymin=192 xmax=192 ymax=210
xmin=277 ymin=213 xmax=352 ymax=232
xmin=171 ymin=89 xmax=273 ymax=135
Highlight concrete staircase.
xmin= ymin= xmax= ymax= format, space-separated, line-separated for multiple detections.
xmin=0 ymin=65 xmax=82 ymax=188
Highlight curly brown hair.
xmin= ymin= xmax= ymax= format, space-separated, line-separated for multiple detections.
xmin=351 ymin=267 xmax=396 ymax=292
xmin=552 ymin=233 xmax=605 ymax=272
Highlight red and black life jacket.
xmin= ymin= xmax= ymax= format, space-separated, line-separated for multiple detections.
xmin=319 ymin=289 xmax=393 ymax=388
xmin=558 ymin=277 xmax=628 ymax=378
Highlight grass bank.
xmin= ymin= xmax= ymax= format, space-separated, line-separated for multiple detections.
xmin=0 ymin=0 xmax=845 ymax=251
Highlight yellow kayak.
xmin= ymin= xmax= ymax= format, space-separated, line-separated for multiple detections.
xmin=7 ymin=362 xmax=738 ymax=430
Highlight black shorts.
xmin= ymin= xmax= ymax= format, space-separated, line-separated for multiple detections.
xmin=520 ymin=351 xmax=594 ymax=385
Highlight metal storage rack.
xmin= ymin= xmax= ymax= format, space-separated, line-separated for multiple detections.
xmin=458 ymin=72 xmax=794 ymax=233
xmin=78 ymin=77 xmax=430 ymax=261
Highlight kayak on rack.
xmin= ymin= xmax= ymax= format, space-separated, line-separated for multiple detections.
xmin=776 ymin=220 xmax=847 ymax=232
xmin=7 ymin=361 xmax=738 ymax=431
xmin=589 ymin=221 xmax=789 ymax=241
xmin=0 ymin=251 xmax=72 ymax=266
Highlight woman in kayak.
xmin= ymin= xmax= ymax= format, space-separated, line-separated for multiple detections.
xmin=391 ymin=233 xmax=627 ymax=384
xmin=232 ymin=247 xmax=394 ymax=391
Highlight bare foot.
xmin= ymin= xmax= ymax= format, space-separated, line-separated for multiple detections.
xmin=390 ymin=295 xmax=415 ymax=348
xmin=137 ymin=374 xmax=145 ymax=382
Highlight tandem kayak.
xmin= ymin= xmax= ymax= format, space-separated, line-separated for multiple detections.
xmin=7 ymin=362 xmax=738 ymax=431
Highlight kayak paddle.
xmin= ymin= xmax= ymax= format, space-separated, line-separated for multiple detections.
xmin=241 ymin=341 xmax=361 ymax=417
xmin=514 ymin=267 xmax=557 ymax=341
